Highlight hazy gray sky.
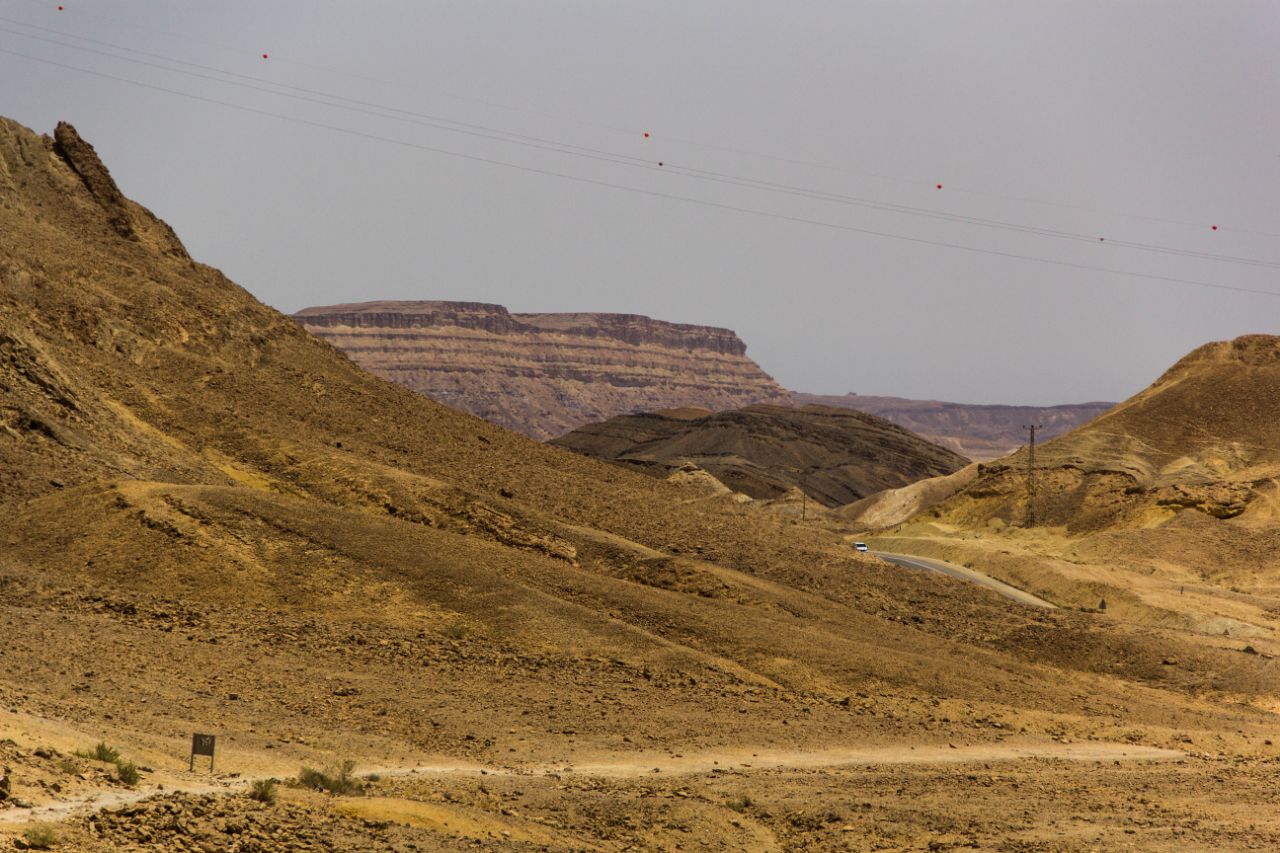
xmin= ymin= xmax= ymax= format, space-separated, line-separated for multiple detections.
xmin=3 ymin=0 xmax=1277 ymax=405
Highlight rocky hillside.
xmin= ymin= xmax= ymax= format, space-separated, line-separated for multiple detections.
xmin=877 ymin=335 xmax=1280 ymax=533
xmin=295 ymin=301 xmax=791 ymax=439
xmin=552 ymin=404 xmax=968 ymax=507
xmin=852 ymin=335 xmax=1280 ymax=640
xmin=3 ymin=115 xmax=1277 ymax=851
xmin=794 ymin=393 xmax=1113 ymax=461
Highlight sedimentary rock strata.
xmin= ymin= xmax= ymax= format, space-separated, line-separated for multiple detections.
xmin=295 ymin=301 xmax=791 ymax=439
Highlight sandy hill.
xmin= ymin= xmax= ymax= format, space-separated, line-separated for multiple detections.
xmin=293 ymin=300 xmax=791 ymax=439
xmin=853 ymin=335 xmax=1280 ymax=649
xmin=794 ymin=392 xmax=1114 ymax=461
xmin=552 ymin=404 xmax=968 ymax=507
xmin=854 ymin=335 xmax=1280 ymax=533
xmin=1 ymin=116 xmax=1278 ymax=849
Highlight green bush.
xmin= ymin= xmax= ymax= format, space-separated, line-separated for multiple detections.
xmin=249 ymin=778 xmax=278 ymax=804
xmin=115 ymin=760 xmax=140 ymax=786
xmin=298 ymin=760 xmax=363 ymax=796
xmin=72 ymin=741 xmax=140 ymax=786
xmin=75 ymin=742 xmax=121 ymax=763
xmin=22 ymin=825 xmax=59 ymax=849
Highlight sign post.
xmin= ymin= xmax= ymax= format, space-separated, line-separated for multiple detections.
xmin=190 ymin=733 xmax=216 ymax=773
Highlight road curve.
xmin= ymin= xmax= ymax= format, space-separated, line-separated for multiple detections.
xmin=872 ymin=551 xmax=1056 ymax=609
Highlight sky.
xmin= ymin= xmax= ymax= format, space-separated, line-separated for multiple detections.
xmin=2 ymin=0 xmax=1277 ymax=405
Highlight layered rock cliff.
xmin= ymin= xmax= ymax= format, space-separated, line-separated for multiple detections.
xmin=295 ymin=301 xmax=791 ymax=439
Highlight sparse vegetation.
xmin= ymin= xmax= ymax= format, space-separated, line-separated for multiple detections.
xmin=75 ymin=742 xmax=121 ymax=763
xmin=298 ymin=760 xmax=363 ymax=796
xmin=115 ymin=760 xmax=140 ymax=786
xmin=22 ymin=825 xmax=59 ymax=850
xmin=249 ymin=777 xmax=278 ymax=804
xmin=55 ymin=757 xmax=80 ymax=775
xmin=442 ymin=621 xmax=471 ymax=641
xmin=726 ymin=794 xmax=754 ymax=812
xmin=74 ymin=742 xmax=141 ymax=786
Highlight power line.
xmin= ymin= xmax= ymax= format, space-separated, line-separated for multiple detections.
xmin=5 ymin=19 xmax=1279 ymax=272
xmin=4 ymin=46 xmax=1279 ymax=301
xmin=1022 ymin=424 xmax=1042 ymax=527
xmin=13 ymin=1 xmax=1276 ymax=241
xmin=0 ymin=23 xmax=655 ymax=170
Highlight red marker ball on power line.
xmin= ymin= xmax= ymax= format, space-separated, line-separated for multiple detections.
xmin=658 ymin=161 xmax=664 ymax=166
xmin=57 ymin=5 xmax=63 ymax=9
xmin=1211 ymin=225 xmax=1218 ymax=231
xmin=936 ymin=184 xmax=943 ymax=189
xmin=643 ymin=132 xmax=649 ymax=139
xmin=262 ymin=53 xmax=269 ymax=59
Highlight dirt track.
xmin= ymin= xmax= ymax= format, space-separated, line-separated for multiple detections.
xmin=0 ymin=738 xmax=1181 ymax=824
xmin=872 ymin=550 xmax=1057 ymax=608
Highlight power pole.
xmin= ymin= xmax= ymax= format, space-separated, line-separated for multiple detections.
xmin=1022 ymin=424 xmax=1042 ymax=527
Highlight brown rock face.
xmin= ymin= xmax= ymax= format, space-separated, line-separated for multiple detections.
xmin=793 ymin=393 xmax=1114 ymax=461
xmin=295 ymin=301 xmax=791 ymax=439
xmin=51 ymin=121 xmax=189 ymax=259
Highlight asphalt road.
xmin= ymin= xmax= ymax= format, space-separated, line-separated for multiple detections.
xmin=872 ymin=551 xmax=1056 ymax=609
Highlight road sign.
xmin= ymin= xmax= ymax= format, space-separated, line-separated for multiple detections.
xmin=190 ymin=733 xmax=216 ymax=772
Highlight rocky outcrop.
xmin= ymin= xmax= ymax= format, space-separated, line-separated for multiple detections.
xmin=295 ymin=301 xmax=791 ymax=439
xmin=50 ymin=121 xmax=189 ymax=259
xmin=553 ymin=404 xmax=969 ymax=507
xmin=792 ymin=393 xmax=1114 ymax=461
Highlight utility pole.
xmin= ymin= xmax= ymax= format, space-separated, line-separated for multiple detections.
xmin=1022 ymin=424 xmax=1042 ymax=527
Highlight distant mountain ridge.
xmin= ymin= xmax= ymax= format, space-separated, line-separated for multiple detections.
xmin=295 ymin=300 xmax=791 ymax=439
xmin=792 ymin=393 xmax=1114 ymax=461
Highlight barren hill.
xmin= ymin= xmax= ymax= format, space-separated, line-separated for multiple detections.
xmin=794 ymin=392 xmax=1114 ymax=460
xmin=855 ymin=335 xmax=1280 ymax=647
xmin=2 ymin=116 xmax=1278 ymax=849
xmin=294 ymin=300 xmax=791 ymax=439
xmin=864 ymin=335 xmax=1280 ymax=532
xmin=552 ymin=404 xmax=968 ymax=507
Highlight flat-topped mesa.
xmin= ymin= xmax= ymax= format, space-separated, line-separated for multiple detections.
xmin=513 ymin=313 xmax=748 ymax=356
xmin=294 ymin=301 xmax=525 ymax=333
xmin=294 ymin=300 xmax=788 ymax=439
xmin=295 ymin=301 xmax=749 ymax=355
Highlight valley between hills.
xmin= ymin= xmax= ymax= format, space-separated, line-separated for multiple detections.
xmin=2 ymin=116 xmax=1279 ymax=852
